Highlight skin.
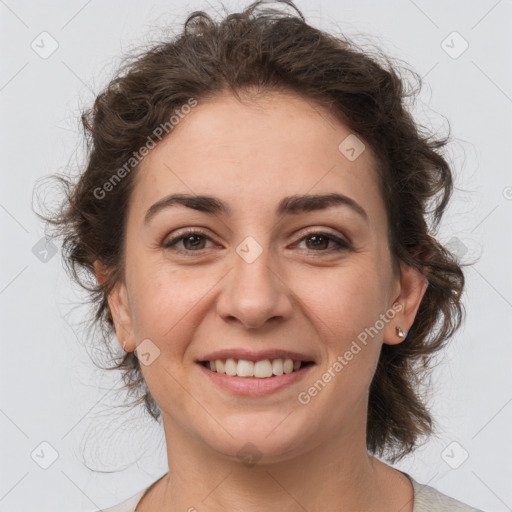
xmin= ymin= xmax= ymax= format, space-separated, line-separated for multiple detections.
xmin=95 ymin=90 xmax=428 ymax=511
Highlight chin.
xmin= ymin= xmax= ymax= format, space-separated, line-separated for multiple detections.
xmin=201 ymin=417 xmax=311 ymax=465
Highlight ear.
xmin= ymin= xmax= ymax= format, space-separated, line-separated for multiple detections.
xmin=94 ymin=260 xmax=136 ymax=352
xmin=383 ymin=260 xmax=429 ymax=346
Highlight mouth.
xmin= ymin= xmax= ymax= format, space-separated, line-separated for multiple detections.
xmin=197 ymin=358 xmax=316 ymax=378
xmin=196 ymin=357 xmax=316 ymax=396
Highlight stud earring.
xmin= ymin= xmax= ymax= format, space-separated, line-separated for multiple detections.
xmin=396 ymin=326 xmax=406 ymax=339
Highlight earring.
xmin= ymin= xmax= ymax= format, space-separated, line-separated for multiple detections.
xmin=396 ymin=326 xmax=406 ymax=339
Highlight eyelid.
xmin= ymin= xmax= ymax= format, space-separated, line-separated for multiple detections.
xmin=163 ymin=226 xmax=351 ymax=254
xmin=163 ymin=227 xmax=215 ymax=249
xmin=292 ymin=226 xmax=351 ymax=245
xmin=291 ymin=229 xmax=351 ymax=252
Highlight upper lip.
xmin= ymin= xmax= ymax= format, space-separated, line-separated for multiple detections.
xmin=196 ymin=348 xmax=316 ymax=363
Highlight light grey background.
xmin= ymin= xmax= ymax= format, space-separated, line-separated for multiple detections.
xmin=1 ymin=1 xmax=511 ymax=511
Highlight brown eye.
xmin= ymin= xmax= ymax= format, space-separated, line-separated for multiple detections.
xmin=164 ymin=230 xmax=213 ymax=253
xmin=180 ymin=234 xmax=207 ymax=250
xmin=297 ymin=231 xmax=350 ymax=252
xmin=304 ymin=234 xmax=330 ymax=250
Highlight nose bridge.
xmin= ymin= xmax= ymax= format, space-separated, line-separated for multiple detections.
xmin=216 ymin=235 xmax=292 ymax=329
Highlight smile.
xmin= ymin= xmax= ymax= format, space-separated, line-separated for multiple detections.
xmin=200 ymin=358 xmax=315 ymax=378
xmin=196 ymin=358 xmax=316 ymax=396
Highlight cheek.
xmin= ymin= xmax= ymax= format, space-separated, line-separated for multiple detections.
xmin=293 ymin=263 xmax=387 ymax=391
xmin=128 ymin=261 xmax=218 ymax=346
xmin=296 ymin=263 xmax=387 ymax=339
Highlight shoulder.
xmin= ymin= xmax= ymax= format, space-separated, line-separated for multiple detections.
xmin=409 ymin=475 xmax=485 ymax=512
xmin=97 ymin=472 xmax=486 ymax=512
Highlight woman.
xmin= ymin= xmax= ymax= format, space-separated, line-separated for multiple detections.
xmin=38 ymin=1 xmax=484 ymax=510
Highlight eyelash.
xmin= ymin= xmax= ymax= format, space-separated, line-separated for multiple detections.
xmin=163 ymin=228 xmax=351 ymax=255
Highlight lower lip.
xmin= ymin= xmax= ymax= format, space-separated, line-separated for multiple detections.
xmin=196 ymin=362 xmax=315 ymax=396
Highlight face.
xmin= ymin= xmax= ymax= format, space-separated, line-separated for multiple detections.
xmin=103 ymin=90 xmax=427 ymax=464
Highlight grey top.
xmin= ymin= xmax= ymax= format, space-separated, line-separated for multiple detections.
xmin=100 ymin=471 xmax=484 ymax=511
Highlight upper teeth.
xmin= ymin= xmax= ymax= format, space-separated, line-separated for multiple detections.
xmin=206 ymin=358 xmax=303 ymax=378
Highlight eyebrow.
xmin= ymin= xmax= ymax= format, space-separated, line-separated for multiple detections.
xmin=143 ymin=192 xmax=369 ymax=225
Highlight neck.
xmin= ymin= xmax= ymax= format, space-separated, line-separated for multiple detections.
xmin=140 ymin=406 xmax=411 ymax=511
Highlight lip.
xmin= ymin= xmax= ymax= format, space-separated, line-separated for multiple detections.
xmin=196 ymin=361 xmax=315 ymax=396
xmin=196 ymin=348 xmax=315 ymax=363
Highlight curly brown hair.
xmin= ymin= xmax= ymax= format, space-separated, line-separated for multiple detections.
xmin=35 ymin=0 xmax=467 ymax=464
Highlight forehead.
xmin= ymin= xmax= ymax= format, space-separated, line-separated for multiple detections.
xmin=129 ymin=91 xmax=385 ymax=227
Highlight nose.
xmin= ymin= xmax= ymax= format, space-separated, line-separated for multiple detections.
xmin=216 ymin=243 xmax=293 ymax=330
